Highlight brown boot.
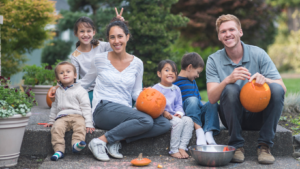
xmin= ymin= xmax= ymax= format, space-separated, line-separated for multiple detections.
xmin=231 ymin=147 xmax=245 ymax=163
xmin=257 ymin=145 xmax=275 ymax=164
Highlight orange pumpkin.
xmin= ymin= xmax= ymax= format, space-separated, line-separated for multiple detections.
xmin=136 ymin=88 xmax=166 ymax=119
xmin=131 ymin=153 xmax=151 ymax=166
xmin=46 ymin=87 xmax=55 ymax=108
xmin=240 ymin=80 xmax=271 ymax=113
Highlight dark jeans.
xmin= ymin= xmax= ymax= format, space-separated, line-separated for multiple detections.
xmin=93 ymin=100 xmax=170 ymax=144
xmin=219 ymin=83 xmax=285 ymax=148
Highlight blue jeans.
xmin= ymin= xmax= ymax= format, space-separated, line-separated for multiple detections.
xmin=219 ymin=83 xmax=285 ymax=148
xmin=183 ymin=97 xmax=220 ymax=135
xmin=93 ymin=100 xmax=170 ymax=144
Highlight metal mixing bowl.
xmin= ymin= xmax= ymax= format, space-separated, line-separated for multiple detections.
xmin=188 ymin=145 xmax=236 ymax=167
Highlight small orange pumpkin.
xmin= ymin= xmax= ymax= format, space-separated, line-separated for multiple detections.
xmin=46 ymin=87 xmax=55 ymax=108
xmin=136 ymin=88 xmax=166 ymax=119
xmin=131 ymin=153 xmax=151 ymax=166
xmin=240 ymin=80 xmax=271 ymax=113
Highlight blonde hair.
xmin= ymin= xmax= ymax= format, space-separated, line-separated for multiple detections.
xmin=216 ymin=14 xmax=241 ymax=33
xmin=54 ymin=61 xmax=77 ymax=83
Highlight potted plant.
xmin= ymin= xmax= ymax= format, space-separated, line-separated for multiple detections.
xmin=22 ymin=63 xmax=57 ymax=108
xmin=0 ymin=76 xmax=36 ymax=167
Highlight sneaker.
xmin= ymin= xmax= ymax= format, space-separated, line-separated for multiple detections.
xmin=107 ymin=141 xmax=123 ymax=159
xmin=88 ymin=138 xmax=110 ymax=161
xmin=231 ymin=147 xmax=245 ymax=163
xmin=257 ymin=145 xmax=275 ymax=164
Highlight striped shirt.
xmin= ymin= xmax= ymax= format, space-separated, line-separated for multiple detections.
xmin=70 ymin=41 xmax=112 ymax=92
xmin=173 ymin=76 xmax=203 ymax=106
xmin=79 ymin=52 xmax=143 ymax=113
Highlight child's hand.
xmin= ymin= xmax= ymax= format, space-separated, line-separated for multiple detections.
xmin=86 ymin=127 xmax=95 ymax=133
xmin=48 ymin=86 xmax=58 ymax=102
xmin=163 ymin=111 xmax=172 ymax=120
xmin=174 ymin=114 xmax=181 ymax=118
xmin=44 ymin=123 xmax=53 ymax=127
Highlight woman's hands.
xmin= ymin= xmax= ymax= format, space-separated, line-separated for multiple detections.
xmin=115 ymin=7 xmax=124 ymax=21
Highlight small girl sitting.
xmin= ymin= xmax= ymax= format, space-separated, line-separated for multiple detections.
xmin=44 ymin=61 xmax=94 ymax=161
xmin=152 ymin=60 xmax=194 ymax=159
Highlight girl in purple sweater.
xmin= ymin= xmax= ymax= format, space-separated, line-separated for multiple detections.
xmin=152 ymin=60 xmax=194 ymax=159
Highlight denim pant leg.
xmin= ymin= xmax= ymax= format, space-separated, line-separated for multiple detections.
xmin=201 ymin=102 xmax=220 ymax=135
xmin=219 ymin=84 xmax=245 ymax=148
xmin=183 ymin=97 xmax=204 ymax=127
xmin=93 ymin=100 xmax=154 ymax=144
xmin=242 ymin=83 xmax=285 ymax=147
xmin=126 ymin=115 xmax=170 ymax=143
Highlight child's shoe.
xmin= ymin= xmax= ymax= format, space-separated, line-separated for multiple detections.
xmin=73 ymin=141 xmax=86 ymax=153
xmin=51 ymin=151 xmax=64 ymax=161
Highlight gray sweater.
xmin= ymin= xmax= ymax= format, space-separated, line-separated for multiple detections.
xmin=48 ymin=83 xmax=94 ymax=128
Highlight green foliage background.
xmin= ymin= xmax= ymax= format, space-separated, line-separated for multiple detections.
xmin=0 ymin=0 xmax=58 ymax=77
xmin=41 ymin=40 xmax=72 ymax=66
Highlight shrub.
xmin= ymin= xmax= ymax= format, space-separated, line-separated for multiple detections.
xmin=283 ymin=93 xmax=300 ymax=114
xmin=41 ymin=39 xmax=73 ymax=65
xmin=22 ymin=63 xmax=57 ymax=86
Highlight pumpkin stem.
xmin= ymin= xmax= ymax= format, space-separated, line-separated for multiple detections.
xmin=138 ymin=153 xmax=143 ymax=160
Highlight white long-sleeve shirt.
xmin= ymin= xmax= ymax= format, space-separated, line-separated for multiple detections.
xmin=79 ymin=52 xmax=143 ymax=113
xmin=70 ymin=41 xmax=112 ymax=91
xmin=48 ymin=83 xmax=94 ymax=128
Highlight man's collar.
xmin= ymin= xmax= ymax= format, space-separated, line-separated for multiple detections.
xmin=222 ymin=41 xmax=249 ymax=66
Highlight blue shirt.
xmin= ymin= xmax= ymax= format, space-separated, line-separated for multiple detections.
xmin=173 ymin=76 xmax=203 ymax=106
xmin=206 ymin=42 xmax=281 ymax=88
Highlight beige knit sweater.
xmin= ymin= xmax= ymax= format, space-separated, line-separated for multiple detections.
xmin=48 ymin=83 xmax=94 ymax=128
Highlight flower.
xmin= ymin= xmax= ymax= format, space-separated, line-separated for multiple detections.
xmin=0 ymin=77 xmax=35 ymax=118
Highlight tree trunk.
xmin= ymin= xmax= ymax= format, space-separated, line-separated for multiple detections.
xmin=287 ymin=7 xmax=300 ymax=31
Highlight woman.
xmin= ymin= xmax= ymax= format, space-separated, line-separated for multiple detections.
xmin=80 ymin=20 xmax=170 ymax=161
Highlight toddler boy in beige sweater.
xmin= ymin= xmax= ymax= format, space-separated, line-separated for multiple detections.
xmin=44 ymin=61 xmax=95 ymax=161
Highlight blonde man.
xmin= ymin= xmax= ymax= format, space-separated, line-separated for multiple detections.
xmin=206 ymin=14 xmax=286 ymax=164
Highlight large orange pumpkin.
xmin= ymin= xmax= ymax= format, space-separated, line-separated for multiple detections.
xmin=136 ymin=88 xmax=166 ymax=118
xmin=46 ymin=87 xmax=55 ymax=108
xmin=240 ymin=80 xmax=271 ymax=113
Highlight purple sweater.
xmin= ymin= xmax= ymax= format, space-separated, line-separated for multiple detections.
xmin=152 ymin=83 xmax=185 ymax=116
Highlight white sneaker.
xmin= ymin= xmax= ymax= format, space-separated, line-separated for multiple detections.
xmin=107 ymin=141 xmax=123 ymax=159
xmin=88 ymin=138 xmax=110 ymax=161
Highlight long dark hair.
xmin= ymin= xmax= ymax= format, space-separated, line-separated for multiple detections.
xmin=74 ymin=17 xmax=99 ymax=48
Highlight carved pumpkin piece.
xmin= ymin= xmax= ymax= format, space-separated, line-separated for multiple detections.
xmin=136 ymin=88 xmax=166 ymax=118
xmin=240 ymin=80 xmax=271 ymax=113
xmin=131 ymin=153 xmax=151 ymax=166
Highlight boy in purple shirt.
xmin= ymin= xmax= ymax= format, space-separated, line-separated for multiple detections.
xmin=153 ymin=60 xmax=194 ymax=159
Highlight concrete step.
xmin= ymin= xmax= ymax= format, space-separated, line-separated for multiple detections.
xmin=39 ymin=154 xmax=300 ymax=169
xmin=20 ymin=106 xmax=294 ymax=157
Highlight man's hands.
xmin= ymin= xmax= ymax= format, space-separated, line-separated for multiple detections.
xmin=163 ymin=111 xmax=172 ymax=120
xmin=249 ymin=73 xmax=266 ymax=85
xmin=86 ymin=127 xmax=95 ymax=134
xmin=225 ymin=67 xmax=251 ymax=84
xmin=115 ymin=8 xmax=124 ymax=21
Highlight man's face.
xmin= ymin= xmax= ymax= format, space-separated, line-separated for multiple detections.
xmin=218 ymin=21 xmax=243 ymax=49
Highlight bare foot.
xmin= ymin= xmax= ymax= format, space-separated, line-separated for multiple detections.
xmin=170 ymin=152 xmax=182 ymax=159
xmin=179 ymin=149 xmax=189 ymax=159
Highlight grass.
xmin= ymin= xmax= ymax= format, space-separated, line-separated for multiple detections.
xmin=283 ymin=78 xmax=300 ymax=95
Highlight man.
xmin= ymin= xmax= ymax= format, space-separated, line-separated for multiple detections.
xmin=206 ymin=14 xmax=286 ymax=164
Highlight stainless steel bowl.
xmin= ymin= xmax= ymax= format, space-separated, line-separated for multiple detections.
xmin=188 ymin=145 xmax=236 ymax=167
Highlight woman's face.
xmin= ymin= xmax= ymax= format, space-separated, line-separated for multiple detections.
xmin=108 ymin=26 xmax=129 ymax=54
